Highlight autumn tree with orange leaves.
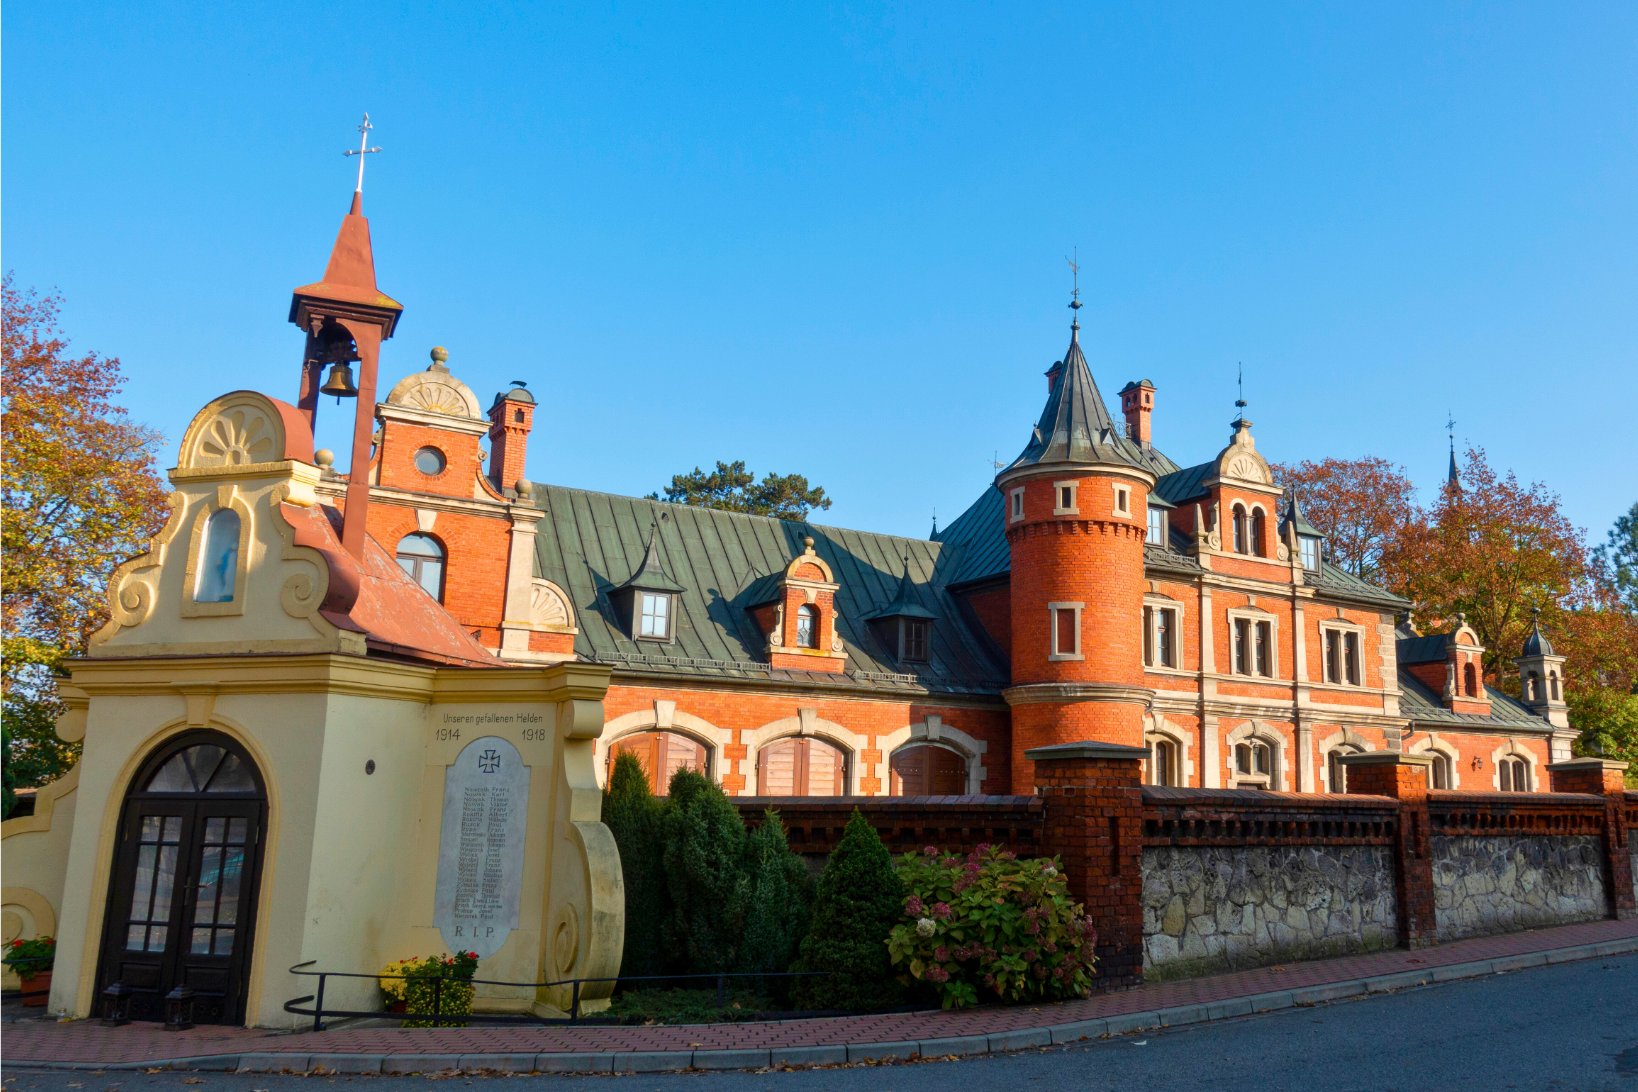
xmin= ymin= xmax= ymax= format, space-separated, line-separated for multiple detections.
xmin=2 ymin=273 xmax=170 ymax=812
xmin=1270 ymin=456 xmax=1420 ymax=583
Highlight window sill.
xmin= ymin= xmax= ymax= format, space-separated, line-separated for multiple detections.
xmin=1047 ymin=653 xmax=1085 ymax=662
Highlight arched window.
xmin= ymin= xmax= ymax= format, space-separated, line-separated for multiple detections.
xmin=1427 ymin=753 xmax=1452 ymax=790
xmin=889 ymin=744 xmax=967 ymax=795
xmin=1232 ymin=505 xmax=1248 ymax=554
xmin=1463 ymin=662 xmax=1478 ymax=698
xmin=396 ymin=533 xmax=446 ymax=601
xmin=608 ymin=731 xmax=708 ymax=794
xmin=795 ymin=604 xmax=818 ymax=649
xmin=1327 ymin=747 xmax=1359 ymax=793
xmin=1250 ymin=509 xmax=1266 ymax=557
xmin=1499 ymin=757 xmax=1530 ymax=792
xmin=195 ymin=509 xmax=241 ymax=603
xmin=1549 ymin=672 xmax=1560 ymax=701
xmin=1525 ymin=671 xmax=1539 ymax=702
xmin=1234 ymin=739 xmax=1274 ymax=788
xmin=757 ymin=736 xmax=847 ymax=796
xmin=1146 ymin=739 xmax=1177 ymax=786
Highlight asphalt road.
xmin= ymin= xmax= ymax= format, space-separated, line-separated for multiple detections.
xmin=4 ymin=952 xmax=1635 ymax=1092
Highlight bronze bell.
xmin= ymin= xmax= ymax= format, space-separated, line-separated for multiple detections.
xmin=320 ymin=362 xmax=359 ymax=403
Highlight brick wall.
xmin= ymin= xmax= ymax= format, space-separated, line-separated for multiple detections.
xmin=735 ymin=796 xmax=1044 ymax=859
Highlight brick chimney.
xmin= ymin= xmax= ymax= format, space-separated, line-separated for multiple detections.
xmin=1119 ymin=380 xmax=1156 ymax=444
xmin=487 ymin=380 xmax=535 ymax=493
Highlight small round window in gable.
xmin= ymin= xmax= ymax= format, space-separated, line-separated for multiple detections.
xmin=414 ymin=447 xmax=447 ymax=475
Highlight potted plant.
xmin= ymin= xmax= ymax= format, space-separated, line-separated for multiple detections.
xmin=378 ymin=957 xmax=422 ymax=1013
xmin=5 ymin=936 xmax=56 ymax=1007
xmin=401 ymin=951 xmax=479 ymax=1027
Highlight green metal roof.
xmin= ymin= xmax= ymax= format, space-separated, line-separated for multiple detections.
xmin=529 ymin=483 xmax=1008 ymax=693
xmin=1397 ymin=669 xmax=1547 ymax=729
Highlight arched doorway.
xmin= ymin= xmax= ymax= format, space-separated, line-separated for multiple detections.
xmin=889 ymin=744 xmax=966 ymax=795
xmin=607 ymin=731 xmax=709 ymax=794
xmin=97 ymin=731 xmax=267 ymax=1024
xmin=756 ymin=737 xmax=848 ymax=796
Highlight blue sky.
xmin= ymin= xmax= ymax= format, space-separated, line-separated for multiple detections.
xmin=4 ymin=3 xmax=1634 ymax=546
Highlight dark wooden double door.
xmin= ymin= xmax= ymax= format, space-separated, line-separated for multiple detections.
xmin=97 ymin=733 xmax=266 ymax=1024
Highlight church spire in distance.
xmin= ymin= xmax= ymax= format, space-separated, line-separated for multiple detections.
xmin=1446 ymin=411 xmax=1461 ymax=493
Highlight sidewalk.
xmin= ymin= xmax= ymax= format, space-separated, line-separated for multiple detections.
xmin=7 ymin=917 xmax=1637 ymax=1074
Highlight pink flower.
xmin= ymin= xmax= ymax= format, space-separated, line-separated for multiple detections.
xmin=1023 ymin=949 xmax=1038 ymax=963
xmin=1034 ymin=965 xmax=1048 ymax=979
xmin=1052 ymin=966 xmax=1065 ymax=979
xmin=934 ymin=946 xmax=950 ymax=962
xmin=905 ymin=895 xmax=924 ymax=916
xmin=927 ymin=966 xmax=950 ymax=983
xmin=924 ymin=845 xmax=938 ymax=856
xmin=952 ymin=874 xmax=973 ymax=894
xmin=932 ymin=902 xmax=952 ymax=919
xmin=1045 ymin=942 xmax=1058 ymax=953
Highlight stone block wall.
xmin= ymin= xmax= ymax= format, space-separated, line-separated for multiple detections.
xmin=1431 ymin=834 xmax=1606 ymax=941
xmin=1141 ymin=844 xmax=1397 ymax=979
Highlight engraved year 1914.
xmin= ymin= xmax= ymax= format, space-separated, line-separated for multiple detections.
xmin=437 ymin=727 xmax=461 ymax=741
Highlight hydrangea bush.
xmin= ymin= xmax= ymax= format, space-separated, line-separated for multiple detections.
xmin=886 ymin=844 xmax=1098 ymax=1009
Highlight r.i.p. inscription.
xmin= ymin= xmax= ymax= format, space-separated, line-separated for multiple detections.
xmin=434 ymin=736 xmax=530 ymax=958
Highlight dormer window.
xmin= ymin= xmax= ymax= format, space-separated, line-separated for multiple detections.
xmin=903 ymin=618 xmax=929 ymax=662
xmin=796 ymin=604 xmax=819 ymax=649
xmin=1299 ymin=536 xmax=1320 ymax=571
xmin=639 ymin=592 xmax=672 ymax=640
xmin=1147 ymin=506 xmax=1165 ymax=544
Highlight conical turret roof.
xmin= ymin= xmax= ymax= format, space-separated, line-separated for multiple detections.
xmin=1521 ymin=609 xmax=1555 ymax=657
xmin=1003 ymin=326 xmax=1153 ymax=474
xmin=289 ymin=192 xmax=404 ymax=320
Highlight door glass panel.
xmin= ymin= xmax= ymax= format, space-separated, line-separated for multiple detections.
xmin=147 ymin=755 xmax=195 ymax=793
xmin=189 ymin=814 xmax=250 ymax=957
xmin=126 ymin=814 xmax=183 ymax=951
xmin=184 ymin=745 xmax=225 ymax=790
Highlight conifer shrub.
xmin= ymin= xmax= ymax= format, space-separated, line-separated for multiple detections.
xmin=601 ymin=751 xmax=669 ymax=979
xmin=887 ymin=844 xmax=1098 ymax=1009
xmin=661 ymin=768 xmax=748 ymax=973
xmin=737 ymin=809 xmax=813 ymax=999
xmin=790 ymin=809 xmax=904 ymax=1011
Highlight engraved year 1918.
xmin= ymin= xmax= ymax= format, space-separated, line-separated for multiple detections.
xmin=522 ymin=727 xmax=549 ymax=741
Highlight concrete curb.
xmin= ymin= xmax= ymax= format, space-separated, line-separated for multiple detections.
xmin=14 ymin=934 xmax=1638 ymax=1075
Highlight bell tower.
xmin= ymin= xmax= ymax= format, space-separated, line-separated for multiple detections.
xmin=998 ymin=304 xmax=1157 ymax=791
xmin=1513 ymin=609 xmax=1570 ymax=730
xmin=288 ymin=116 xmax=403 ymax=560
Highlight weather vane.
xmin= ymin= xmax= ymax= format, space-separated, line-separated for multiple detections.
xmin=343 ymin=113 xmax=383 ymax=194
xmin=1446 ymin=409 xmax=1456 ymax=451
xmin=1235 ymin=362 xmax=1247 ymax=414
xmin=1066 ymin=248 xmax=1082 ymax=329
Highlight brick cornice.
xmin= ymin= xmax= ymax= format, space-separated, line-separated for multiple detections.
xmin=1002 ymin=681 xmax=1155 ymax=707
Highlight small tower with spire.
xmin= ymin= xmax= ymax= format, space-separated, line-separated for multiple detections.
xmin=995 ymin=273 xmax=1157 ymax=790
xmin=288 ymin=114 xmax=403 ymax=559
xmin=1512 ymin=608 xmax=1569 ymax=731
xmin=1445 ymin=412 xmax=1461 ymax=494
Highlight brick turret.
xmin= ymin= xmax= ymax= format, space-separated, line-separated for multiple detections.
xmin=487 ymin=381 xmax=535 ymax=494
xmin=999 ymin=321 xmax=1156 ymax=791
xmin=1118 ymin=379 xmax=1155 ymax=444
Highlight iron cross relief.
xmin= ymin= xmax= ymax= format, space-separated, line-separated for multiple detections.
xmin=343 ymin=113 xmax=382 ymax=193
xmin=478 ymin=749 xmax=502 ymax=774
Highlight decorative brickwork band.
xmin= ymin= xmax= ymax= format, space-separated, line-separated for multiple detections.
xmin=1338 ymin=752 xmax=1437 ymax=949
xmin=1027 ymin=741 xmax=1148 ymax=989
xmin=1546 ymin=758 xmax=1635 ymax=921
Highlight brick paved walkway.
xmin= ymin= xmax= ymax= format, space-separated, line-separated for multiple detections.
xmin=7 ymin=917 xmax=1637 ymax=1068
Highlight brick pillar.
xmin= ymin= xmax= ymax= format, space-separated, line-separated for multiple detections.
xmin=1339 ymin=752 xmax=1437 ymax=949
xmin=1547 ymin=758 xmax=1635 ymax=921
xmin=1027 ymin=741 xmax=1148 ymax=989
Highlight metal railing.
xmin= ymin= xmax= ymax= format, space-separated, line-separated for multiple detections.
xmin=284 ymin=962 xmax=847 ymax=1032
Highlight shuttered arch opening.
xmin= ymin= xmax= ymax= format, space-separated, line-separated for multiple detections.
xmin=756 ymin=737 xmax=847 ymax=796
xmin=607 ymin=731 xmax=708 ymax=795
xmin=889 ymin=744 xmax=966 ymax=795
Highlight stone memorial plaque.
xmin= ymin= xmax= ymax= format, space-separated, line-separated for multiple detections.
xmin=434 ymin=736 xmax=530 ymax=958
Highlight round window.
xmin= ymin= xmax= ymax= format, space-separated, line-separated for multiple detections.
xmin=414 ymin=447 xmax=446 ymax=476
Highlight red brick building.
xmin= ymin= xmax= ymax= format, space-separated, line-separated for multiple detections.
xmin=294 ymin=192 xmax=1577 ymax=800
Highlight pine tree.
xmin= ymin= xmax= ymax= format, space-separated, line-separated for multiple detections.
xmin=661 ymin=768 xmax=748 ymax=974
xmin=791 ymin=809 xmax=904 ymax=1011
xmin=738 ymin=810 xmax=813 ymax=996
xmin=600 ymin=752 xmax=668 ymax=980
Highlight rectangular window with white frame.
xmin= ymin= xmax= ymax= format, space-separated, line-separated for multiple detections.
xmin=1010 ymin=487 xmax=1026 ymax=523
xmin=1112 ymin=483 xmax=1132 ymax=517
xmin=1142 ymin=599 xmax=1182 ymax=669
xmin=1053 ymin=481 xmax=1078 ymax=515
xmin=1228 ymin=610 xmax=1277 ymax=678
xmin=1147 ymin=506 xmax=1165 ymax=544
xmin=638 ymin=592 xmax=672 ymax=640
xmin=1319 ymin=622 xmax=1365 ymax=686
xmin=1048 ymin=601 xmax=1083 ymax=660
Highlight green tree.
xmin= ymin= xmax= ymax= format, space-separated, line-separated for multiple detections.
xmin=661 ymin=769 xmax=749 ymax=974
xmin=1570 ymin=686 xmax=1638 ymax=785
xmin=650 ymin=460 xmax=832 ymax=522
xmin=1593 ymin=501 xmax=1638 ymax=615
xmin=791 ymin=809 xmax=904 ymax=1012
xmin=737 ymin=810 xmax=813 ymax=993
xmin=2 ymin=274 xmax=168 ymax=812
xmin=601 ymin=751 xmax=670 ymax=980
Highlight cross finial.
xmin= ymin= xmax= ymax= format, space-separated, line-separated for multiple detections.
xmin=1446 ymin=409 xmax=1456 ymax=451
xmin=342 ymin=113 xmax=383 ymax=195
xmin=1066 ymin=248 xmax=1082 ymax=333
